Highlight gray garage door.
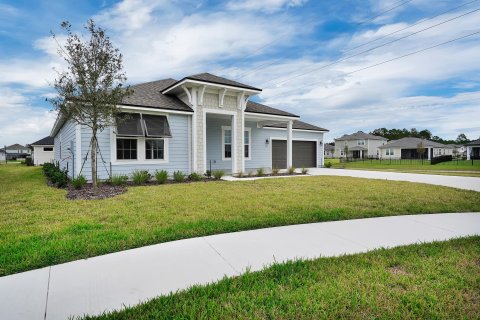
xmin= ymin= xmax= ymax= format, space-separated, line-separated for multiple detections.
xmin=272 ymin=140 xmax=317 ymax=169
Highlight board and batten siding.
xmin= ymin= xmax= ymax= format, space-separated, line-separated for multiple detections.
xmin=79 ymin=113 xmax=190 ymax=181
xmin=53 ymin=120 xmax=76 ymax=178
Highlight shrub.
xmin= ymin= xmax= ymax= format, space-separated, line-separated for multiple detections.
xmin=189 ymin=172 xmax=203 ymax=182
xmin=155 ymin=170 xmax=168 ymax=184
xmin=301 ymin=167 xmax=309 ymax=174
xmin=20 ymin=160 xmax=26 ymax=165
xmin=271 ymin=167 xmax=280 ymax=175
xmin=288 ymin=166 xmax=296 ymax=175
xmin=324 ymin=162 xmax=332 ymax=168
xmin=212 ymin=170 xmax=225 ymax=180
xmin=71 ymin=175 xmax=87 ymax=189
xmin=205 ymin=170 xmax=212 ymax=177
xmin=109 ymin=174 xmax=128 ymax=186
xmin=52 ymin=170 xmax=68 ymax=188
xmin=237 ymin=171 xmax=244 ymax=178
xmin=131 ymin=170 xmax=151 ymax=185
xmin=257 ymin=167 xmax=265 ymax=177
xmin=173 ymin=170 xmax=186 ymax=182
xmin=248 ymin=171 xmax=254 ymax=177
xmin=25 ymin=157 xmax=33 ymax=166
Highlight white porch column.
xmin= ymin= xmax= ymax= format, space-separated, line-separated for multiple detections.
xmin=467 ymin=146 xmax=471 ymax=160
xmin=320 ymin=141 xmax=324 ymax=167
xmin=231 ymin=114 xmax=237 ymax=174
xmin=287 ymin=120 xmax=293 ymax=168
xmin=427 ymin=147 xmax=431 ymax=160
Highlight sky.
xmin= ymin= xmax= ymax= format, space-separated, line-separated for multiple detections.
xmin=0 ymin=0 xmax=479 ymax=146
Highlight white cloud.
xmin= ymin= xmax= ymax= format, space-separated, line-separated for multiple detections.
xmin=226 ymin=0 xmax=308 ymax=13
xmin=0 ymin=88 xmax=56 ymax=146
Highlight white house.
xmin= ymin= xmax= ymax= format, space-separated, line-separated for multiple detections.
xmin=466 ymin=139 xmax=480 ymax=160
xmin=334 ymin=131 xmax=387 ymax=159
xmin=51 ymin=73 xmax=329 ymax=180
xmin=5 ymin=144 xmax=31 ymax=160
xmin=378 ymin=137 xmax=451 ymax=160
xmin=30 ymin=136 xmax=55 ymax=165
xmin=324 ymin=144 xmax=334 ymax=158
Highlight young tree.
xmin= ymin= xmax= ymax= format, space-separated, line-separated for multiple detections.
xmin=417 ymin=141 xmax=426 ymax=163
xmin=343 ymin=143 xmax=349 ymax=159
xmin=50 ymin=20 xmax=132 ymax=187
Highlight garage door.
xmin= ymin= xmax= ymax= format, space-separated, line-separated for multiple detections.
xmin=272 ymin=140 xmax=317 ymax=169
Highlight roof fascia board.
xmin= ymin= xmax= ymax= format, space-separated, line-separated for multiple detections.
xmin=244 ymin=111 xmax=299 ymax=120
xmin=162 ymin=78 xmax=262 ymax=95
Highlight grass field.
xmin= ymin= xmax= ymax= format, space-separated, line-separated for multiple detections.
xmin=2 ymin=164 xmax=480 ymax=276
xmin=85 ymin=237 xmax=480 ymax=319
xmin=327 ymin=158 xmax=480 ymax=176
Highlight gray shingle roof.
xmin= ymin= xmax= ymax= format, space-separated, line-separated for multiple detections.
xmin=335 ymin=131 xmax=387 ymax=141
xmin=6 ymin=143 xmax=26 ymax=149
xmin=379 ymin=137 xmax=446 ymax=149
xmin=31 ymin=136 xmax=54 ymax=146
xmin=264 ymin=120 xmax=328 ymax=132
xmin=324 ymin=144 xmax=334 ymax=151
xmin=466 ymin=138 xmax=480 ymax=146
xmin=121 ymin=79 xmax=193 ymax=112
xmin=246 ymin=101 xmax=299 ymax=117
xmin=182 ymin=73 xmax=262 ymax=91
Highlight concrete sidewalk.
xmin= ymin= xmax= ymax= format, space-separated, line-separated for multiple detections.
xmin=1 ymin=213 xmax=479 ymax=320
xmin=308 ymin=168 xmax=480 ymax=192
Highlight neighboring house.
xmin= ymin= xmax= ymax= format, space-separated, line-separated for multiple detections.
xmin=378 ymin=137 xmax=451 ymax=160
xmin=51 ymin=73 xmax=328 ymax=180
xmin=445 ymin=144 xmax=466 ymax=158
xmin=334 ymin=131 xmax=387 ymax=159
xmin=0 ymin=149 xmax=5 ymax=161
xmin=466 ymin=139 xmax=480 ymax=160
xmin=30 ymin=136 xmax=55 ymax=165
xmin=5 ymin=143 xmax=31 ymax=160
xmin=324 ymin=144 xmax=334 ymax=158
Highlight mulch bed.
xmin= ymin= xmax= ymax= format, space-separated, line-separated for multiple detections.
xmin=67 ymin=184 xmax=127 ymax=200
xmin=65 ymin=177 xmax=217 ymax=200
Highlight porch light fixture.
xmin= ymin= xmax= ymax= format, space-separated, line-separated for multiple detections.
xmin=319 ymin=141 xmax=323 ymax=146
xmin=265 ymin=138 xmax=270 ymax=144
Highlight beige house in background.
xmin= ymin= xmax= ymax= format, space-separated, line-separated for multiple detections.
xmin=378 ymin=137 xmax=451 ymax=160
xmin=334 ymin=131 xmax=387 ymax=159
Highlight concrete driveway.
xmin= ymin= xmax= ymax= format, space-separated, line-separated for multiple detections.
xmin=309 ymin=168 xmax=480 ymax=192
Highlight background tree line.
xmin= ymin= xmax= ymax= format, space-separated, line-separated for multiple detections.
xmin=369 ymin=128 xmax=474 ymax=145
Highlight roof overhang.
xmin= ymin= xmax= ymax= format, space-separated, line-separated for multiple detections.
xmin=161 ymin=78 xmax=262 ymax=96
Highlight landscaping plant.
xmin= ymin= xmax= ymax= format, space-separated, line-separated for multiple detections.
xmin=212 ymin=170 xmax=225 ymax=180
xmin=288 ymin=166 xmax=296 ymax=175
xmin=189 ymin=172 xmax=203 ymax=182
xmin=155 ymin=170 xmax=168 ymax=184
xmin=324 ymin=162 xmax=332 ymax=168
xmin=131 ymin=170 xmax=151 ymax=185
xmin=301 ymin=167 xmax=309 ymax=174
xmin=173 ymin=171 xmax=186 ymax=182
xmin=71 ymin=175 xmax=87 ymax=189
xmin=271 ymin=167 xmax=280 ymax=175
xmin=257 ymin=168 xmax=265 ymax=177
xmin=109 ymin=174 xmax=128 ymax=186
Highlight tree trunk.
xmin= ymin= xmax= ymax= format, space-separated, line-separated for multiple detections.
xmin=91 ymin=126 xmax=98 ymax=188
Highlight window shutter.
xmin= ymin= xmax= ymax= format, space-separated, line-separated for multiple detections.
xmin=142 ymin=114 xmax=172 ymax=138
xmin=116 ymin=113 xmax=144 ymax=136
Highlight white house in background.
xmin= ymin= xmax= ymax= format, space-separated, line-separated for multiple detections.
xmin=30 ymin=136 xmax=55 ymax=165
xmin=466 ymin=139 xmax=480 ymax=160
xmin=445 ymin=144 xmax=466 ymax=158
xmin=324 ymin=144 xmax=334 ymax=158
xmin=378 ymin=137 xmax=451 ymax=160
xmin=334 ymin=131 xmax=387 ymax=159
xmin=51 ymin=73 xmax=328 ymax=180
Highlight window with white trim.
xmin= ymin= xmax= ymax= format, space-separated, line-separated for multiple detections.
xmin=116 ymin=138 xmax=138 ymax=160
xmin=357 ymin=140 xmax=365 ymax=146
xmin=386 ymin=148 xmax=394 ymax=156
xmin=223 ymin=128 xmax=232 ymax=159
xmin=145 ymin=139 xmax=164 ymax=160
xmin=244 ymin=128 xmax=251 ymax=159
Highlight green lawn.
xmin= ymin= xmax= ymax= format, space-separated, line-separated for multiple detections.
xmin=1 ymin=164 xmax=480 ymax=276
xmin=85 ymin=237 xmax=480 ymax=319
xmin=329 ymin=159 xmax=480 ymax=175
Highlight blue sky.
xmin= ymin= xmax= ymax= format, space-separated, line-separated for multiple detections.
xmin=1 ymin=0 xmax=479 ymax=146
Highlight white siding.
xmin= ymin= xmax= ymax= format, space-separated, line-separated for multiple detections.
xmin=53 ymin=120 xmax=76 ymax=178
